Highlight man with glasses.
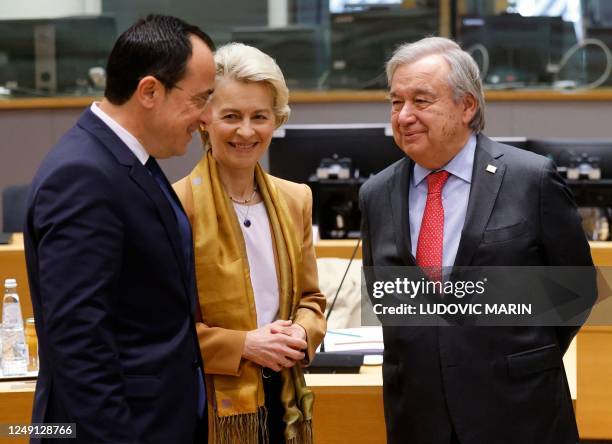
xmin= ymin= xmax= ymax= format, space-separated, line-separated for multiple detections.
xmin=24 ymin=15 xmax=215 ymax=443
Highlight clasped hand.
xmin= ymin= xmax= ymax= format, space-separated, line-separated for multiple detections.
xmin=243 ymin=320 xmax=307 ymax=372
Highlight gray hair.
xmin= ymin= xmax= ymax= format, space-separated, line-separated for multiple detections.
xmin=386 ymin=37 xmax=485 ymax=133
xmin=201 ymin=43 xmax=291 ymax=148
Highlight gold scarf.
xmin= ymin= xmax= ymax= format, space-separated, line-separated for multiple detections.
xmin=189 ymin=150 xmax=313 ymax=444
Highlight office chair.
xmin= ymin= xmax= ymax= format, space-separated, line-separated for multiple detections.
xmin=2 ymin=184 xmax=30 ymax=233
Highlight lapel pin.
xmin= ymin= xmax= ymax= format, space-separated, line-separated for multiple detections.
xmin=192 ymin=177 xmax=202 ymax=186
xmin=486 ymin=164 xmax=497 ymax=174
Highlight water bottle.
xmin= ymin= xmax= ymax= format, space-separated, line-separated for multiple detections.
xmin=25 ymin=318 xmax=39 ymax=372
xmin=1 ymin=278 xmax=28 ymax=376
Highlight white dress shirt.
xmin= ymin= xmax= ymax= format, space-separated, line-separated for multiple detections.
xmin=90 ymin=102 xmax=149 ymax=165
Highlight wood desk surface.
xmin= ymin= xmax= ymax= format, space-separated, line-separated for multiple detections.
xmin=0 ymin=370 xmax=384 ymax=444
xmin=0 ymin=354 xmax=579 ymax=444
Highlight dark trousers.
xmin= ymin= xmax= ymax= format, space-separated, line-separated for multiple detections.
xmin=450 ymin=428 xmax=461 ymax=444
xmin=195 ymin=413 xmax=208 ymax=444
xmin=261 ymin=369 xmax=285 ymax=444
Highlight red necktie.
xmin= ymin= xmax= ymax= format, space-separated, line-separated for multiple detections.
xmin=416 ymin=170 xmax=450 ymax=280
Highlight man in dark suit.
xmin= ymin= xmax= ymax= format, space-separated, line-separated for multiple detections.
xmin=359 ymin=37 xmax=595 ymax=444
xmin=24 ymin=15 xmax=215 ymax=443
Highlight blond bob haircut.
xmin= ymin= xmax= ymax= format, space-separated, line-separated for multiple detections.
xmin=201 ymin=43 xmax=291 ymax=147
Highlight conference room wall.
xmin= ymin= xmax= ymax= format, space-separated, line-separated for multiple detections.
xmin=0 ymin=100 xmax=611 ymax=232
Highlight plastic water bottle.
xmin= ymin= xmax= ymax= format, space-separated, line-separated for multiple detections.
xmin=1 ymin=278 xmax=28 ymax=376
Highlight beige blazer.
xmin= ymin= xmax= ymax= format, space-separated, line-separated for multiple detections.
xmin=174 ymin=174 xmax=326 ymax=376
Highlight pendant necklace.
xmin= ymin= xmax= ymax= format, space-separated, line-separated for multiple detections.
xmin=230 ymin=185 xmax=258 ymax=227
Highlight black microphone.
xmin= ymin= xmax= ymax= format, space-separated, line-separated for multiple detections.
xmin=306 ymin=239 xmax=364 ymax=373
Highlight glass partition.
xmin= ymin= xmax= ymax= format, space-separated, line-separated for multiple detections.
xmin=0 ymin=15 xmax=116 ymax=96
xmin=2 ymin=0 xmax=612 ymax=98
xmin=0 ymin=0 xmax=440 ymax=97
xmin=459 ymin=0 xmax=612 ymax=90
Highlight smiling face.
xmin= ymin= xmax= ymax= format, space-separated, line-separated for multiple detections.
xmin=205 ymin=77 xmax=277 ymax=173
xmin=389 ymin=54 xmax=476 ymax=170
xmin=148 ymin=35 xmax=215 ymax=158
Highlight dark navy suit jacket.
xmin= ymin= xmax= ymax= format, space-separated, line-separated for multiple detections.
xmin=359 ymin=134 xmax=596 ymax=444
xmin=24 ymin=109 xmax=202 ymax=443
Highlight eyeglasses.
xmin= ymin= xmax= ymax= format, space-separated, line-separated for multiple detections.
xmin=173 ymin=84 xmax=213 ymax=110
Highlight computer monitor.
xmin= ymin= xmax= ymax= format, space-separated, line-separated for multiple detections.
xmin=268 ymin=124 xmax=403 ymax=183
xmin=269 ymin=124 xmax=404 ymax=238
xmin=526 ymin=139 xmax=612 ymax=208
xmin=231 ymin=25 xmax=325 ymax=89
xmin=0 ymin=15 xmax=116 ymax=94
xmin=527 ymin=139 xmax=612 ymax=176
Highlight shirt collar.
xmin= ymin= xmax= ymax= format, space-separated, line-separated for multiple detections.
xmin=90 ymin=102 xmax=150 ymax=165
xmin=412 ymin=133 xmax=477 ymax=186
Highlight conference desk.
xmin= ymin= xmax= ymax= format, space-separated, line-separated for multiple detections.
xmin=0 ymin=368 xmax=385 ymax=444
xmin=0 ymin=236 xmax=611 ymax=440
xmin=0 ymin=345 xmax=577 ymax=444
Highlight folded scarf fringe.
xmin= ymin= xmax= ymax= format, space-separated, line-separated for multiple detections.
xmin=212 ymin=407 xmax=312 ymax=444
xmin=212 ymin=408 xmax=265 ymax=444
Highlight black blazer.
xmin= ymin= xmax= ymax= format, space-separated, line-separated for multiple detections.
xmin=24 ymin=109 xmax=202 ymax=444
xmin=359 ymin=134 xmax=595 ymax=444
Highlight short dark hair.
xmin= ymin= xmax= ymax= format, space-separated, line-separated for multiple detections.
xmin=104 ymin=15 xmax=215 ymax=105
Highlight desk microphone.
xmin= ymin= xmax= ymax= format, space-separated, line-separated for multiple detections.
xmin=307 ymin=239 xmax=364 ymax=373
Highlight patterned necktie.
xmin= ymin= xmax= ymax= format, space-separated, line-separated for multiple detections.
xmin=416 ymin=170 xmax=450 ymax=281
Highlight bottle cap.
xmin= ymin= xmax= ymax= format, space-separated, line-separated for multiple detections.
xmin=4 ymin=278 xmax=17 ymax=288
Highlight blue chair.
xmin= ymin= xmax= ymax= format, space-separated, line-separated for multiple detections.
xmin=2 ymin=185 xmax=30 ymax=233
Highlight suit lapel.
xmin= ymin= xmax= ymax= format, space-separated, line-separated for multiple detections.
xmin=454 ymin=135 xmax=506 ymax=266
xmin=77 ymin=109 xmax=190 ymax=288
xmin=129 ymin=165 xmax=189 ymax=284
xmin=387 ymin=157 xmax=415 ymax=265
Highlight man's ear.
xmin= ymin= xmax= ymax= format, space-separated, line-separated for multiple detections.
xmin=135 ymin=75 xmax=161 ymax=109
xmin=461 ymin=93 xmax=478 ymax=126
